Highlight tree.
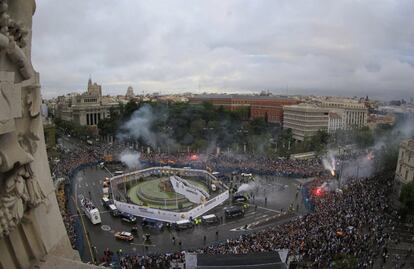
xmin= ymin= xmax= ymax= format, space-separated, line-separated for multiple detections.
xmin=354 ymin=127 xmax=374 ymax=149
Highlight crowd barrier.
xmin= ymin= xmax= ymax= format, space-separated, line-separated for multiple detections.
xmin=147 ymin=161 xmax=318 ymax=179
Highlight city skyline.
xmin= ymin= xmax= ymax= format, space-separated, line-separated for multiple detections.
xmin=33 ymin=0 xmax=414 ymax=100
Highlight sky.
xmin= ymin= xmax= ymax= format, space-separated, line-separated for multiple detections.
xmin=32 ymin=0 xmax=414 ymax=100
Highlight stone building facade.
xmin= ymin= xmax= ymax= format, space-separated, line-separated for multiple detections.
xmin=283 ymin=104 xmax=330 ymax=141
xmin=189 ymin=95 xmax=299 ymax=124
xmin=395 ymin=138 xmax=414 ymax=196
xmin=319 ymin=100 xmax=368 ymax=130
xmin=56 ymin=79 xmax=119 ymax=126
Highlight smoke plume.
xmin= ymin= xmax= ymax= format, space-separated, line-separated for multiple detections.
xmin=119 ymin=150 xmax=141 ymax=169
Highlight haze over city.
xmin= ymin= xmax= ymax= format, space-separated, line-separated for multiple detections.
xmin=32 ymin=0 xmax=414 ymax=100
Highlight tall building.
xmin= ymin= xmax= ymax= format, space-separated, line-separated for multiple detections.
xmin=283 ymin=104 xmax=330 ymax=141
xmin=126 ymin=86 xmax=135 ymax=99
xmin=189 ymin=95 xmax=299 ymax=124
xmin=319 ymin=100 xmax=368 ymax=130
xmin=394 ymin=138 xmax=414 ymax=196
xmin=328 ymin=110 xmax=344 ymax=133
xmin=56 ymin=78 xmax=119 ymax=126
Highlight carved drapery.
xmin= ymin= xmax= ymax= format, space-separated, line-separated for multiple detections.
xmin=0 ymin=0 xmax=46 ymax=239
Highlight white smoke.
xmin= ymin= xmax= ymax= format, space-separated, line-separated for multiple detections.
xmin=117 ymin=104 xmax=177 ymax=150
xmin=237 ymin=182 xmax=258 ymax=193
xmin=322 ymin=151 xmax=336 ymax=176
xmin=119 ymin=150 xmax=141 ymax=169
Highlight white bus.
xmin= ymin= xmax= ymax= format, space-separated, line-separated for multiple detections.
xmin=79 ymin=195 xmax=101 ymax=224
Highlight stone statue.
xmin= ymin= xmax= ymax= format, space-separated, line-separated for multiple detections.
xmin=0 ymin=1 xmax=86 ymax=268
xmin=0 ymin=0 xmax=46 ymax=239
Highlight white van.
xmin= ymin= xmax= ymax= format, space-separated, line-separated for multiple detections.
xmin=174 ymin=219 xmax=193 ymax=231
xmin=201 ymin=214 xmax=219 ymax=225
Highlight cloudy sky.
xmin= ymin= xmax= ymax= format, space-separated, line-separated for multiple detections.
xmin=32 ymin=0 xmax=414 ymax=100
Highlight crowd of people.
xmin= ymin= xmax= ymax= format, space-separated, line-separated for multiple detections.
xmin=201 ymin=174 xmax=394 ymax=268
xmin=105 ymin=174 xmax=396 ymax=268
xmin=50 ymin=138 xmax=398 ymax=268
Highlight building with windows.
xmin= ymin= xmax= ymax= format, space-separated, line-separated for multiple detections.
xmin=328 ymin=110 xmax=344 ymax=133
xmin=319 ymin=99 xmax=368 ymax=130
xmin=395 ymin=138 xmax=414 ymax=196
xmin=189 ymin=95 xmax=299 ymax=124
xmin=55 ymin=78 xmax=119 ymax=126
xmin=283 ymin=104 xmax=330 ymax=141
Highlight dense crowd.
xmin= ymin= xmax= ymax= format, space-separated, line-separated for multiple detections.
xmin=201 ymin=174 xmax=394 ymax=267
xmin=50 ymin=138 xmax=396 ymax=268
xmin=108 ymin=174 xmax=395 ymax=268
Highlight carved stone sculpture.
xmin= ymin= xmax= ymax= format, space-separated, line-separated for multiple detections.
xmin=0 ymin=1 xmax=79 ymax=268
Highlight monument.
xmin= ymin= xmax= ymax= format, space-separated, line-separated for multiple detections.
xmin=0 ymin=1 xmax=98 ymax=268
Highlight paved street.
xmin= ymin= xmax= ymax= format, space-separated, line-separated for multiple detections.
xmin=69 ymin=166 xmax=305 ymax=263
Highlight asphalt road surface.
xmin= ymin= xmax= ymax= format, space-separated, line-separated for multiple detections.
xmin=70 ymin=165 xmax=307 ymax=263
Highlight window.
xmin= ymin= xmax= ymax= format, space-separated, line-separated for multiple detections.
xmin=405 ymin=170 xmax=409 ymax=181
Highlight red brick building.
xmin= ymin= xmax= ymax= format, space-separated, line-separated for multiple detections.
xmin=189 ymin=95 xmax=300 ymax=124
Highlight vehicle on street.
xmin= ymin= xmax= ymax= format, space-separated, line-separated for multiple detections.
xmin=101 ymin=197 xmax=112 ymax=209
xmin=224 ymin=205 xmax=244 ymax=219
xmin=141 ymin=218 xmax=164 ymax=231
xmin=103 ymin=177 xmax=110 ymax=188
xmin=120 ymin=212 xmax=137 ymax=224
xmin=201 ymin=214 xmax=219 ymax=225
xmin=114 ymin=231 xmax=134 ymax=241
xmin=79 ymin=195 xmax=101 ymax=224
xmin=108 ymin=204 xmax=120 ymax=217
xmin=174 ymin=219 xmax=194 ymax=231
xmin=233 ymin=194 xmax=248 ymax=203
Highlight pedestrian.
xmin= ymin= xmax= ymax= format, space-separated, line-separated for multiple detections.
xmin=172 ymin=236 xmax=176 ymax=245
xmin=203 ymin=235 xmax=206 ymax=244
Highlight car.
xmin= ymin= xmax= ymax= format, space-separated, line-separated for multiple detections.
xmin=103 ymin=177 xmax=110 ymax=187
xmin=120 ymin=212 xmax=137 ymax=224
xmin=224 ymin=205 xmax=245 ymax=219
xmin=114 ymin=231 xmax=134 ymax=241
xmin=141 ymin=218 xmax=164 ymax=231
xmin=233 ymin=194 xmax=248 ymax=203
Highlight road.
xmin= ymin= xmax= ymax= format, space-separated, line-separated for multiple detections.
xmin=68 ymin=165 xmax=306 ymax=263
